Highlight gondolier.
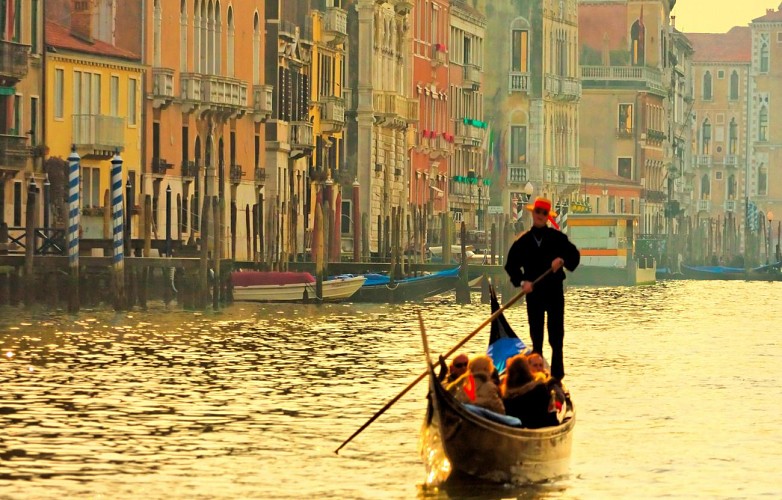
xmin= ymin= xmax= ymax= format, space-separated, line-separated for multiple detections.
xmin=504 ymin=197 xmax=580 ymax=382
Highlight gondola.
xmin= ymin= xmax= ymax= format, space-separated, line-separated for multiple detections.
xmin=420 ymin=287 xmax=575 ymax=484
xmin=681 ymin=262 xmax=782 ymax=281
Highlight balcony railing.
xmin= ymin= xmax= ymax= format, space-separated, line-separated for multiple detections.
xmin=455 ymin=121 xmax=483 ymax=146
xmin=322 ymin=7 xmax=347 ymax=44
xmin=544 ymin=74 xmax=581 ymax=100
xmin=253 ymin=84 xmax=273 ymax=122
xmin=698 ymin=199 xmax=711 ymax=212
xmin=180 ymin=73 xmax=203 ymax=113
xmin=724 ymin=155 xmax=737 ymax=167
xmin=181 ymin=160 xmax=199 ymax=178
xmin=254 ymin=167 xmax=267 ymax=184
xmin=0 ymin=40 xmax=30 ymax=83
xmin=566 ymin=168 xmax=581 ymax=185
xmin=509 ymin=71 xmax=529 ymax=92
xmin=72 ymin=114 xmax=125 ymax=152
xmin=0 ymin=134 xmax=30 ymax=170
xmin=698 ymin=155 xmax=712 ymax=167
xmin=151 ymin=157 xmax=174 ymax=175
xmin=151 ymin=67 xmax=175 ymax=109
xmin=428 ymin=135 xmax=450 ymax=159
xmin=508 ymin=164 xmax=529 ymax=183
xmin=463 ymin=64 xmax=480 ymax=89
xmin=290 ymin=121 xmax=314 ymax=150
xmin=373 ymin=91 xmax=418 ymax=124
xmin=642 ymin=189 xmax=667 ymax=203
xmin=581 ymin=65 xmax=665 ymax=94
xmin=616 ymin=127 xmax=634 ymax=138
xmin=202 ymin=75 xmax=248 ymax=111
xmin=725 ymin=199 xmax=737 ymax=212
xmin=230 ymin=164 xmax=243 ymax=184
xmin=321 ymin=95 xmax=345 ymax=130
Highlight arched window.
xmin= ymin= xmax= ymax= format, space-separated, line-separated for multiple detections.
xmin=153 ymin=0 xmax=162 ymax=67
xmin=729 ymin=118 xmax=738 ymax=154
xmin=701 ymin=118 xmax=711 ymax=154
xmin=630 ymin=20 xmax=645 ymax=65
xmin=509 ymin=110 xmax=529 ymax=180
xmin=701 ymin=174 xmax=710 ymax=198
xmin=227 ymin=6 xmax=235 ymax=77
xmin=215 ymin=1 xmax=222 ymax=75
xmin=759 ymin=106 xmax=768 ymax=141
xmin=253 ymin=13 xmax=261 ymax=86
xmin=729 ymin=70 xmax=739 ymax=100
xmin=510 ymin=18 xmax=530 ymax=73
xmin=760 ymin=40 xmax=770 ymax=73
xmin=193 ymin=135 xmax=202 ymax=229
xmin=702 ymin=71 xmax=712 ymax=100
xmin=194 ymin=0 xmax=202 ymax=73
xmin=758 ymin=164 xmax=768 ymax=195
xmin=180 ymin=0 xmax=188 ymax=72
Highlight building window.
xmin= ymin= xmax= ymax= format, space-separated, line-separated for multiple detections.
xmin=715 ymin=171 xmax=723 ymax=180
xmin=729 ymin=70 xmax=739 ymax=100
xmin=703 ymin=71 xmax=712 ymax=100
xmin=702 ymin=118 xmax=711 ymax=154
xmin=618 ymin=104 xmax=633 ymax=133
xmin=82 ymin=167 xmax=101 ymax=208
xmin=180 ymin=0 xmax=188 ymax=72
xmin=620 ymin=198 xmax=626 ymax=213
xmin=30 ymin=97 xmax=38 ymax=146
xmin=728 ymin=174 xmax=737 ymax=198
xmin=631 ymin=199 xmax=635 ymax=214
xmin=341 ymin=200 xmax=352 ymax=234
xmin=758 ymin=165 xmax=768 ymax=195
xmin=608 ymin=196 xmax=616 ymax=214
xmin=153 ymin=0 xmax=162 ymax=67
xmin=759 ymin=106 xmax=768 ymax=141
xmin=618 ymin=157 xmax=632 ymax=179
xmin=253 ymin=13 xmax=260 ymax=85
xmin=631 ymin=20 xmax=645 ymax=66
xmin=511 ymin=29 xmax=529 ymax=72
xmin=729 ymin=118 xmax=738 ymax=154
xmin=128 ymin=78 xmax=138 ymax=125
xmin=760 ymin=38 xmax=770 ymax=73
xmin=227 ymin=7 xmax=235 ymax=77
xmin=12 ymin=94 xmax=21 ymax=135
xmin=110 ymin=75 xmax=119 ymax=116
xmin=701 ymin=174 xmax=710 ymax=198
xmin=31 ymin=0 xmax=39 ymax=53
xmin=509 ymin=125 xmax=527 ymax=164
xmin=13 ymin=182 xmax=22 ymax=227
xmin=717 ymin=70 xmax=725 ymax=79
xmin=54 ymin=69 xmax=64 ymax=118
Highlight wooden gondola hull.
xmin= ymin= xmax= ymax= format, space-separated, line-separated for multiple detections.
xmin=681 ymin=264 xmax=782 ymax=281
xmin=350 ymin=273 xmax=460 ymax=303
xmin=427 ymin=370 xmax=575 ymax=483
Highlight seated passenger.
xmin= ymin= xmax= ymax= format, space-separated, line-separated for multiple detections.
xmin=502 ymin=355 xmax=559 ymax=429
xmin=446 ymin=355 xmax=505 ymax=415
xmin=447 ymin=353 xmax=469 ymax=383
xmin=526 ymin=352 xmax=567 ymax=406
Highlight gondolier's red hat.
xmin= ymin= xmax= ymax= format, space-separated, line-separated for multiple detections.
xmin=526 ymin=197 xmax=557 ymax=217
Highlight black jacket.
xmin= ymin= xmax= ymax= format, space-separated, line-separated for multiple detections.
xmin=502 ymin=380 xmax=559 ymax=429
xmin=504 ymin=226 xmax=580 ymax=290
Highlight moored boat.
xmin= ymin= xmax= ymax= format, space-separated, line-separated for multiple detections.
xmin=681 ymin=262 xmax=782 ymax=281
xmin=350 ymin=267 xmax=461 ymax=303
xmin=420 ymin=287 xmax=575 ymax=484
xmin=231 ymin=271 xmax=365 ymax=302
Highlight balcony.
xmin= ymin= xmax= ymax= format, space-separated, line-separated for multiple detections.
xmin=544 ymin=74 xmax=581 ymax=100
xmin=373 ymin=91 xmax=418 ymax=128
xmin=0 ymin=40 xmax=30 ymax=84
xmin=181 ymin=160 xmax=199 ymax=179
xmin=151 ymin=67 xmax=175 ymax=109
xmin=697 ymin=155 xmax=712 ymax=168
xmin=322 ymin=7 xmax=347 ymax=45
xmin=580 ymin=65 xmax=666 ymax=96
xmin=509 ymin=72 xmax=530 ymax=93
xmin=230 ymin=164 xmax=244 ymax=184
xmin=566 ymin=168 xmax=581 ymax=185
xmin=463 ymin=64 xmax=480 ymax=90
xmin=616 ymin=127 xmax=634 ymax=139
xmin=393 ymin=0 xmax=414 ymax=15
xmin=508 ymin=164 xmax=529 ymax=184
xmin=724 ymin=155 xmax=737 ymax=167
xmin=698 ymin=199 xmax=711 ymax=212
xmin=321 ymin=95 xmax=345 ymax=133
xmin=428 ymin=134 xmax=450 ymax=160
xmin=151 ymin=157 xmax=174 ymax=175
xmin=0 ymin=134 xmax=30 ymax=171
xmin=290 ymin=121 xmax=314 ymax=152
xmin=642 ymin=189 xmax=667 ymax=203
xmin=455 ymin=121 xmax=483 ymax=147
xmin=725 ymin=199 xmax=737 ymax=212
xmin=254 ymin=167 xmax=267 ymax=184
xmin=253 ymin=84 xmax=273 ymax=122
xmin=72 ymin=114 xmax=125 ymax=156
xmin=432 ymin=45 xmax=447 ymax=67
xmin=202 ymin=75 xmax=248 ymax=116
xmin=180 ymin=73 xmax=203 ymax=113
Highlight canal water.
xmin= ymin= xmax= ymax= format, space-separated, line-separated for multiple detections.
xmin=1 ymin=280 xmax=781 ymax=499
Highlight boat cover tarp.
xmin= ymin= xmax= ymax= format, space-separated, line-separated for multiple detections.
xmin=487 ymin=286 xmax=527 ymax=374
xmin=337 ymin=267 xmax=461 ymax=286
xmin=231 ymin=271 xmax=316 ymax=287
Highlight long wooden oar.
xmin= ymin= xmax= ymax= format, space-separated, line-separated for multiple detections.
xmin=334 ymin=267 xmax=554 ymax=454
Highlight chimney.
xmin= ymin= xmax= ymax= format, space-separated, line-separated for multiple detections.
xmin=768 ymin=8 xmax=775 ymax=15
xmin=71 ymin=0 xmax=93 ymax=42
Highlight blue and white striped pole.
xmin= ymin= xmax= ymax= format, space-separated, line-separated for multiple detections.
xmin=67 ymin=146 xmax=81 ymax=312
xmin=111 ymin=153 xmax=125 ymax=308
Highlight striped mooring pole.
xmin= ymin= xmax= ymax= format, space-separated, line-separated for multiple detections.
xmin=111 ymin=152 xmax=126 ymax=309
xmin=67 ymin=146 xmax=81 ymax=313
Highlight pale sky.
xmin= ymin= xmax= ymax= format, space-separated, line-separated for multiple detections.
xmin=673 ymin=0 xmax=782 ymax=33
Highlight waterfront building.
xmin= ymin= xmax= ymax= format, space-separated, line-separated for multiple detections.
xmin=668 ymin=26 xmax=694 ymax=230
xmin=345 ymin=0 xmax=417 ymax=255
xmin=448 ymin=0 xmax=486 ymax=230
xmin=579 ymin=0 xmax=675 ymax=236
xmin=479 ymin=0 xmax=580 ymax=225
xmin=410 ymin=0 xmax=451 ymax=228
xmin=44 ymin=5 xmax=143 ymax=241
xmin=0 ymin=0 xmax=42 ymax=233
xmin=686 ymin=27 xmax=750 ymax=256
xmin=144 ymin=0 xmax=267 ymax=261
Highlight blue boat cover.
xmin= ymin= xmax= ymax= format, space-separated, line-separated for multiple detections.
xmin=486 ymin=286 xmax=527 ymax=374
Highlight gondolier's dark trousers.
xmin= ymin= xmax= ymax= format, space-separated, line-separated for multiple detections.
xmin=525 ymin=287 xmax=565 ymax=380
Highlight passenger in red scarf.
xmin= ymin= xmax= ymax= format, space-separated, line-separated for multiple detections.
xmin=445 ymin=355 xmax=505 ymax=415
